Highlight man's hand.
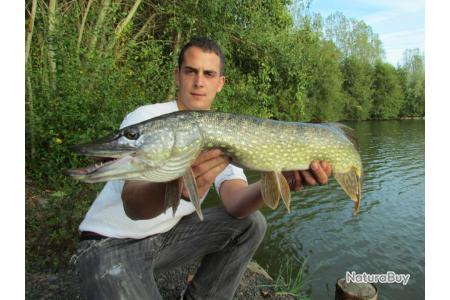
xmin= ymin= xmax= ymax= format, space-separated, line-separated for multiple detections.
xmin=283 ymin=161 xmax=332 ymax=191
xmin=182 ymin=149 xmax=230 ymax=200
xmin=122 ymin=149 xmax=230 ymax=220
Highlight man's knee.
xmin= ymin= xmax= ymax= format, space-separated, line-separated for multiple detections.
xmin=203 ymin=206 xmax=267 ymax=245
xmin=247 ymin=210 xmax=267 ymax=243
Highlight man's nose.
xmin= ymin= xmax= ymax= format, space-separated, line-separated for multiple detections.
xmin=194 ymin=74 xmax=205 ymax=87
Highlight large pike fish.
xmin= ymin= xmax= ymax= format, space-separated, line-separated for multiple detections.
xmin=66 ymin=111 xmax=363 ymax=220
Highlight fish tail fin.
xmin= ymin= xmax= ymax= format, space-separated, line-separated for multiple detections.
xmin=182 ymin=168 xmax=204 ymax=221
xmin=261 ymin=172 xmax=291 ymax=212
xmin=334 ymin=167 xmax=363 ymax=214
xmin=164 ymin=178 xmax=183 ymax=217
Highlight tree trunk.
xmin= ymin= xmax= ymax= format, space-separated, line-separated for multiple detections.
xmin=111 ymin=0 xmax=143 ymax=58
xmin=132 ymin=13 xmax=156 ymax=41
xmin=88 ymin=0 xmax=111 ymax=54
xmin=26 ymin=75 xmax=36 ymax=160
xmin=115 ymin=13 xmax=156 ymax=61
xmin=25 ymin=0 xmax=37 ymax=65
xmin=77 ymin=0 xmax=93 ymax=51
xmin=47 ymin=0 xmax=57 ymax=91
xmin=335 ymin=277 xmax=378 ymax=300
xmin=25 ymin=0 xmax=37 ymax=159
xmin=166 ymin=31 xmax=182 ymax=101
xmin=115 ymin=0 xmax=142 ymax=40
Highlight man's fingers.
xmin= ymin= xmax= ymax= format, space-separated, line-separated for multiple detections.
xmin=300 ymin=170 xmax=317 ymax=186
xmin=320 ymin=160 xmax=332 ymax=177
xmin=282 ymin=171 xmax=303 ymax=191
xmin=192 ymin=155 xmax=230 ymax=177
xmin=293 ymin=170 xmax=302 ymax=191
xmin=182 ymin=160 xmax=228 ymax=199
xmin=192 ymin=149 xmax=224 ymax=166
xmin=310 ymin=161 xmax=328 ymax=185
xmin=195 ymin=161 xmax=229 ymax=188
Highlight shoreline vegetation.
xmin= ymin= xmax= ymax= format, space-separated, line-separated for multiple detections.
xmin=25 ymin=1 xmax=424 ymax=297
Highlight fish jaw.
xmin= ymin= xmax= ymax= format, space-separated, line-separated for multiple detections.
xmin=65 ymin=154 xmax=153 ymax=183
xmin=70 ymin=132 xmax=137 ymax=158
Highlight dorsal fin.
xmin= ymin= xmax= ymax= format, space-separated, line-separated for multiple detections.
xmin=331 ymin=123 xmax=359 ymax=150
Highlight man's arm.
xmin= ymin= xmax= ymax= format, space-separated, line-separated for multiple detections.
xmin=122 ymin=181 xmax=167 ymax=220
xmin=220 ymin=161 xmax=332 ymax=219
xmin=122 ymin=149 xmax=230 ymax=220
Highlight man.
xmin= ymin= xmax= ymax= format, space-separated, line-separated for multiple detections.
xmin=73 ymin=37 xmax=331 ymax=299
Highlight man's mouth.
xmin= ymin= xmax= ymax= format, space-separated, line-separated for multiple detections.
xmin=191 ymin=93 xmax=206 ymax=98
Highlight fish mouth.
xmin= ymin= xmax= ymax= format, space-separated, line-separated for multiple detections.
xmin=65 ymin=157 xmax=125 ymax=178
xmin=65 ymin=133 xmax=140 ymax=182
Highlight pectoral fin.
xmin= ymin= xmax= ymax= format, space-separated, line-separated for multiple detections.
xmin=182 ymin=168 xmax=204 ymax=221
xmin=164 ymin=178 xmax=183 ymax=217
xmin=261 ymin=172 xmax=280 ymax=209
xmin=261 ymin=172 xmax=291 ymax=212
xmin=334 ymin=167 xmax=362 ymax=214
xmin=277 ymin=174 xmax=291 ymax=212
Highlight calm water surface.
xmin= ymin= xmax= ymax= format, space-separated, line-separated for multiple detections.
xmin=209 ymin=120 xmax=424 ymax=299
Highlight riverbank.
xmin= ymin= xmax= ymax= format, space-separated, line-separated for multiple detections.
xmin=26 ymin=260 xmax=297 ymax=299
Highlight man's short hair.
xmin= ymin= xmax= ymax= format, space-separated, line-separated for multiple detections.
xmin=178 ymin=37 xmax=225 ymax=75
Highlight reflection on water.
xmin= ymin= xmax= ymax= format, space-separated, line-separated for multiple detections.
xmin=206 ymin=120 xmax=424 ymax=299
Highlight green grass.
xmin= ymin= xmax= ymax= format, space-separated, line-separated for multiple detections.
xmin=259 ymin=257 xmax=315 ymax=300
xmin=25 ymin=181 xmax=101 ymax=271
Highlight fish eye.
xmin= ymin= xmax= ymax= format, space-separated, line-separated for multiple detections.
xmin=124 ymin=127 xmax=140 ymax=140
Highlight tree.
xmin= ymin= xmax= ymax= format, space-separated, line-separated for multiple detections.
xmin=305 ymin=37 xmax=345 ymax=121
xmin=371 ymin=62 xmax=404 ymax=119
xmin=323 ymin=12 xmax=384 ymax=64
xmin=341 ymin=56 xmax=374 ymax=120
xmin=398 ymin=49 xmax=425 ymax=117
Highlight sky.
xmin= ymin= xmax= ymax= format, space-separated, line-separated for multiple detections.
xmin=306 ymin=0 xmax=425 ymax=66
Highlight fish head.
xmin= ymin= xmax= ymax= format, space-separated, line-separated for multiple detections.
xmin=65 ymin=122 xmax=176 ymax=183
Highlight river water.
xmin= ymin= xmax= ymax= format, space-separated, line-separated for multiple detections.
xmin=209 ymin=120 xmax=424 ymax=299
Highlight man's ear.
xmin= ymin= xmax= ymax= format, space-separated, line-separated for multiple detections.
xmin=217 ymin=76 xmax=225 ymax=92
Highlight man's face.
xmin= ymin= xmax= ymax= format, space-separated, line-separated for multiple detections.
xmin=175 ymin=46 xmax=225 ymax=111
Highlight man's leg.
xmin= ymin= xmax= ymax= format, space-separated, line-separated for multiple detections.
xmin=155 ymin=206 xmax=267 ymax=300
xmin=73 ymin=235 xmax=164 ymax=300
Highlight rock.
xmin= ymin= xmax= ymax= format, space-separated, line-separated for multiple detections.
xmin=247 ymin=261 xmax=273 ymax=280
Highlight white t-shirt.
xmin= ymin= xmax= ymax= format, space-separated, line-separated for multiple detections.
xmin=79 ymin=101 xmax=247 ymax=239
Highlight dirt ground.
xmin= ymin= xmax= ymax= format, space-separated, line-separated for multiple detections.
xmin=26 ymin=260 xmax=296 ymax=300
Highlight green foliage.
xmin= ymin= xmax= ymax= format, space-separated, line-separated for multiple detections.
xmin=323 ymin=11 xmax=384 ymax=63
xmin=260 ymin=257 xmax=312 ymax=299
xmin=25 ymin=0 xmax=425 ymax=271
xmin=26 ymin=182 xmax=100 ymax=271
xmin=26 ymin=1 xmax=168 ymax=186
xmin=304 ymin=38 xmax=345 ymax=122
xmin=341 ymin=56 xmax=374 ymax=120
xmin=397 ymin=49 xmax=425 ymax=117
xmin=371 ymin=62 xmax=404 ymax=119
